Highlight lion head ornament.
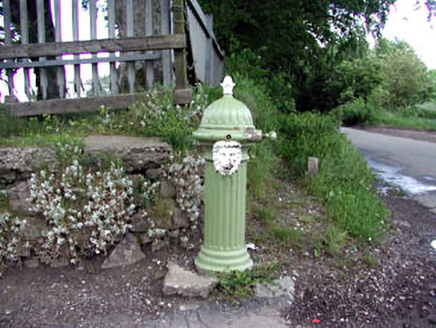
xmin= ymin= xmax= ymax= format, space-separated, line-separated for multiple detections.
xmin=213 ymin=141 xmax=242 ymax=176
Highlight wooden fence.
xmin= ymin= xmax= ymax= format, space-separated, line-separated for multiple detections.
xmin=0 ymin=0 xmax=225 ymax=116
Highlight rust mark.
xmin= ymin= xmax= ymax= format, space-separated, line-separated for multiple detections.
xmin=244 ymin=127 xmax=261 ymax=141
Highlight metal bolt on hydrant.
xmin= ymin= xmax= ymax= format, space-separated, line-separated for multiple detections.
xmin=194 ymin=76 xmax=276 ymax=272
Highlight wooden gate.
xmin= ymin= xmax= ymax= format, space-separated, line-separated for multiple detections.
xmin=0 ymin=0 xmax=225 ymax=116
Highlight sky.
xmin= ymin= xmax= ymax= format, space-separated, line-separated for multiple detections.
xmin=1 ymin=0 xmax=435 ymax=102
xmin=381 ymin=0 xmax=436 ymax=69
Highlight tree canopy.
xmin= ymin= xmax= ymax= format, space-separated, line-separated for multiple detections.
xmin=201 ymin=0 xmax=435 ymax=112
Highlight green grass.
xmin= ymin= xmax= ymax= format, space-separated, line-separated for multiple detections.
xmin=279 ymin=112 xmax=389 ymax=243
xmin=0 ymin=84 xmax=215 ymax=155
xmin=375 ymin=108 xmax=436 ymax=131
xmin=267 ymin=225 xmax=302 ymax=248
xmin=331 ymin=97 xmax=436 ymax=131
xmin=214 ymin=263 xmax=279 ymax=299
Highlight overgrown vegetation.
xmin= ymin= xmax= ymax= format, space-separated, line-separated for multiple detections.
xmin=0 ymin=84 xmax=212 ymax=154
xmin=279 ymin=112 xmax=389 ymax=242
xmin=214 ymin=263 xmax=280 ymax=299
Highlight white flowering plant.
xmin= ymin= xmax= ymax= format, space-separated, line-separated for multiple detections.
xmin=166 ymin=155 xmax=205 ymax=223
xmin=0 ymin=212 xmax=27 ymax=266
xmin=29 ymin=161 xmax=135 ymax=263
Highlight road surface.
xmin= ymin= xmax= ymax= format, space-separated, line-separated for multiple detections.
xmin=342 ymin=127 xmax=436 ymax=212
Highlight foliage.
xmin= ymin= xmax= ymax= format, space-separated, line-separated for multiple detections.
xmin=267 ymin=225 xmax=302 ymax=248
xmin=0 ymin=110 xmax=26 ymax=138
xmin=29 ymin=162 xmax=136 ymax=263
xmin=378 ymin=41 xmax=429 ymax=108
xmin=325 ymin=39 xmax=436 ymax=126
xmin=324 ymin=53 xmax=383 ymax=106
xmin=371 ymin=106 xmax=436 ymax=131
xmin=0 ymin=140 xmax=207 ymax=270
xmin=331 ymin=98 xmax=380 ymax=126
xmin=202 ymin=0 xmax=393 ymax=70
xmin=312 ymin=225 xmax=347 ymax=257
xmin=202 ymin=0 xmax=396 ymax=112
xmin=0 ymin=212 xmax=27 ymax=267
xmin=95 ymin=85 xmax=209 ymax=155
xmin=279 ymin=112 xmax=389 ymax=240
xmin=215 ymin=264 xmax=279 ymax=299
xmin=166 ymin=156 xmax=204 ymax=223
xmin=0 ymin=84 xmax=214 ymax=154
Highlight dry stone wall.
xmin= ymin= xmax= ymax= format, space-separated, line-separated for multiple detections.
xmin=0 ymin=135 xmax=203 ymax=270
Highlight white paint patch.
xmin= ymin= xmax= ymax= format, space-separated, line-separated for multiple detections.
xmin=246 ymin=243 xmax=257 ymax=251
xmin=367 ymin=160 xmax=436 ymax=195
xmin=213 ymin=141 xmax=242 ymax=176
xmin=431 ymin=240 xmax=436 ymax=250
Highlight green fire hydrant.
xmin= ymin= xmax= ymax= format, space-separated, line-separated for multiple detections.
xmin=194 ymin=76 xmax=276 ymax=272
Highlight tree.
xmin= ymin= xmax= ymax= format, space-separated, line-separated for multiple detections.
xmin=200 ymin=0 xmax=436 ymax=112
xmin=378 ymin=41 xmax=429 ymax=107
xmin=200 ymin=0 xmax=396 ymax=111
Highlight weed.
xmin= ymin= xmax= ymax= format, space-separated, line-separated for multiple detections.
xmin=385 ymin=187 xmax=406 ymax=198
xmin=0 ymin=110 xmax=27 ymax=138
xmin=267 ymin=225 xmax=302 ymax=248
xmin=332 ymin=98 xmax=379 ymax=126
xmin=214 ymin=263 xmax=279 ymax=299
xmin=363 ymin=255 xmax=379 ymax=268
xmin=0 ymin=187 xmax=8 ymax=212
xmin=252 ymin=203 xmax=277 ymax=224
xmin=324 ymin=225 xmax=347 ymax=257
xmin=299 ymin=215 xmax=316 ymax=226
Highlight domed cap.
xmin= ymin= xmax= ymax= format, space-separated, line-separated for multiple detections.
xmin=193 ymin=76 xmax=261 ymax=143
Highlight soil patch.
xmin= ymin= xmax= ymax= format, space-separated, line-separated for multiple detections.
xmin=1 ymin=179 xmax=436 ymax=327
xmin=286 ymin=195 xmax=436 ymax=327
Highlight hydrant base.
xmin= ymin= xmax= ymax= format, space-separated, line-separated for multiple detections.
xmin=195 ymin=245 xmax=253 ymax=273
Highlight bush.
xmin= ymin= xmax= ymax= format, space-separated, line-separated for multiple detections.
xmin=332 ymin=97 xmax=379 ymax=126
xmin=400 ymin=101 xmax=436 ymax=120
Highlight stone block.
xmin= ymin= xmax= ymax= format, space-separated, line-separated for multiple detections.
xmin=171 ymin=207 xmax=189 ymax=229
xmin=130 ymin=212 xmax=149 ymax=233
xmin=8 ymin=181 xmax=32 ymax=215
xmin=23 ymin=216 xmax=45 ymax=242
xmin=255 ymin=276 xmax=295 ymax=301
xmin=168 ymin=229 xmax=180 ymax=239
xmin=50 ymin=258 xmax=69 ymax=268
xmin=23 ymin=258 xmax=39 ymax=268
xmin=159 ymin=180 xmax=176 ymax=199
xmin=308 ymin=157 xmax=319 ymax=178
xmin=102 ymin=233 xmax=145 ymax=269
xmin=146 ymin=168 xmax=162 ymax=180
xmin=0 ymin=147 xmax=58 ymax=184
xmin=152 ymin=239 xmax=167 ymax=253
xmin=174 ymin=89 xmax=193 ymax=105
xmin=84 ymin=135 xmax=172 ymax=173
xmin=415 ymin=194 xmax=436 ymax=210
xmin=163 ymin=261 xmax=217 ymax=298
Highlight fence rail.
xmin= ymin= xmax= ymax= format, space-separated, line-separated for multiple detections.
xmin=0 ymin=35 xmax=187 ymax=60
xmin=0 ymin=0 xmax=225 ymax=116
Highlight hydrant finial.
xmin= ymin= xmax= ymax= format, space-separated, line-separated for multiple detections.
xmin=221 ymin=75 xmax=235 ymax=96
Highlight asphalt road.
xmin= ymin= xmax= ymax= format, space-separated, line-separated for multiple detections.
xmin=342 ymin=127 xmax=436 ymax=212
